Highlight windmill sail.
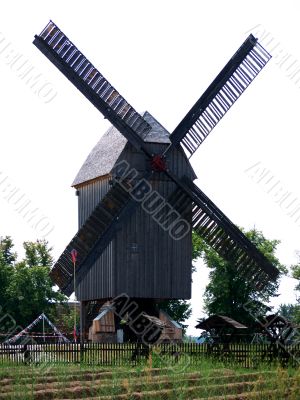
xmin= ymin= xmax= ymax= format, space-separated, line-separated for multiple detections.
xmin=166 ymin=175 xmax=279 ymax=289
xmin=51 ymin=182 xmax=135 ymax=296
xmin=33 ymin=21 xmax=151 ymax=151
xmin=170 ymin=35 xmax=271 ymax=157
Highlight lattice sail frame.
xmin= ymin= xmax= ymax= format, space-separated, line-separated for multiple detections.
xmin=166 ymin=177 xmax=279 ymax=290
xmin=170 ymin=35 xmax=271 ymax=157
xmin=34 ymin=21 xmax=152 ymax=151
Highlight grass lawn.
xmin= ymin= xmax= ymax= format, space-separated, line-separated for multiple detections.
xmin=0 ymin=358 xmax=299 ymax=399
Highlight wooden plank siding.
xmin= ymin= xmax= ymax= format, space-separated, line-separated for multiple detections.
xmin=76 ymin=177 xmax=114 ymax=300
xmin=75 ymin=139 xmax=194 ymax=301
xmin=93 ymin=311 xmax=115 ymax=333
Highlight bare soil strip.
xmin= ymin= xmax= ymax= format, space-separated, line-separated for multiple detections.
xmin=0 ymin=377 xmax=294 ymax=400
xmin=0 ymin=371 xmax=276 ymax=393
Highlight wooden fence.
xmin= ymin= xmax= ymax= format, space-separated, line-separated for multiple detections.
xmin=0 ymin=342 xmax=300 ymax=368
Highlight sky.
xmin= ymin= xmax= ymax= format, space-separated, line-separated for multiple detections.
xmin=0 ymin=0 xmax=300 ymax=336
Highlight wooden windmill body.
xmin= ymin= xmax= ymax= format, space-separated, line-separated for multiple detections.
xmin=72 ymin=112 xmax=195 ymax=341
xmin=73 ymin=111 xmax=195 ymax=302
xmin=33 ymin=21 xmax=280 ymax=343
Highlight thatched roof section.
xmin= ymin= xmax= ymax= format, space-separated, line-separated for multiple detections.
xmin=72 ymin=111 xmax=171 ymax=187
xmin=196 ymin=315 xmax=248 ymax=330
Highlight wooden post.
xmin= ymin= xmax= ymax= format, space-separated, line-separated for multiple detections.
xmin=80 ymin=301 xmax=87 ymax=343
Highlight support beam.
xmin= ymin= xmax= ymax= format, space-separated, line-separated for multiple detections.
xmin=80 ymin=300 xmax=88 ymax=343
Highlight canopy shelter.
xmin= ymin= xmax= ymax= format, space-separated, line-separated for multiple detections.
xmin=196 ymin=315 xmax=248 ymax=330
xmin=196 ymin=315 xmax=248 ymax=344
xmin=4 ymin=313 xmax=70 ymax=344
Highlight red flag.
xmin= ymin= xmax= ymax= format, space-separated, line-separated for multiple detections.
xmin=71 ymin=249 xmax=78 ymax=264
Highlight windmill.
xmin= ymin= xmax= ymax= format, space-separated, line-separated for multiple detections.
xmin=33 ymin=21 xmax=279 ymax=343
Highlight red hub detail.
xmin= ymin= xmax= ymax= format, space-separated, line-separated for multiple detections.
xmin=151 ymin=155 xmax=167 ymax=172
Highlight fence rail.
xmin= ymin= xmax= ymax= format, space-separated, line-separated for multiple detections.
xmin=1 ymin=342 xmax=300 ymax=368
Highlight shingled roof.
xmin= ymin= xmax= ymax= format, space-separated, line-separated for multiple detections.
xmin=72 ymin=111 xmax=171 ymax=187
xmin=196 ymin=315 xmax=248 ymax=330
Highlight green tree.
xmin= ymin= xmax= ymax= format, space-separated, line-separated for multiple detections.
xmin=291 ymin=259 xmax=300 ymax=292
xmin=0 ymin=239 xmax=65 ymax=333
xmin=23 ymin=240 xmax=53 ymax=268
xmin=0 ymin=237 xmax=15 ymax=312
xmin=0 ymin=236 xmax=17 ymax=265
xmin=278 ymin=303 xmax=300 ymax=325
xmin=194 ymin=228 xmax=286 ymax=330
xmin=289 ymin=256 xmax=300 ymax=324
